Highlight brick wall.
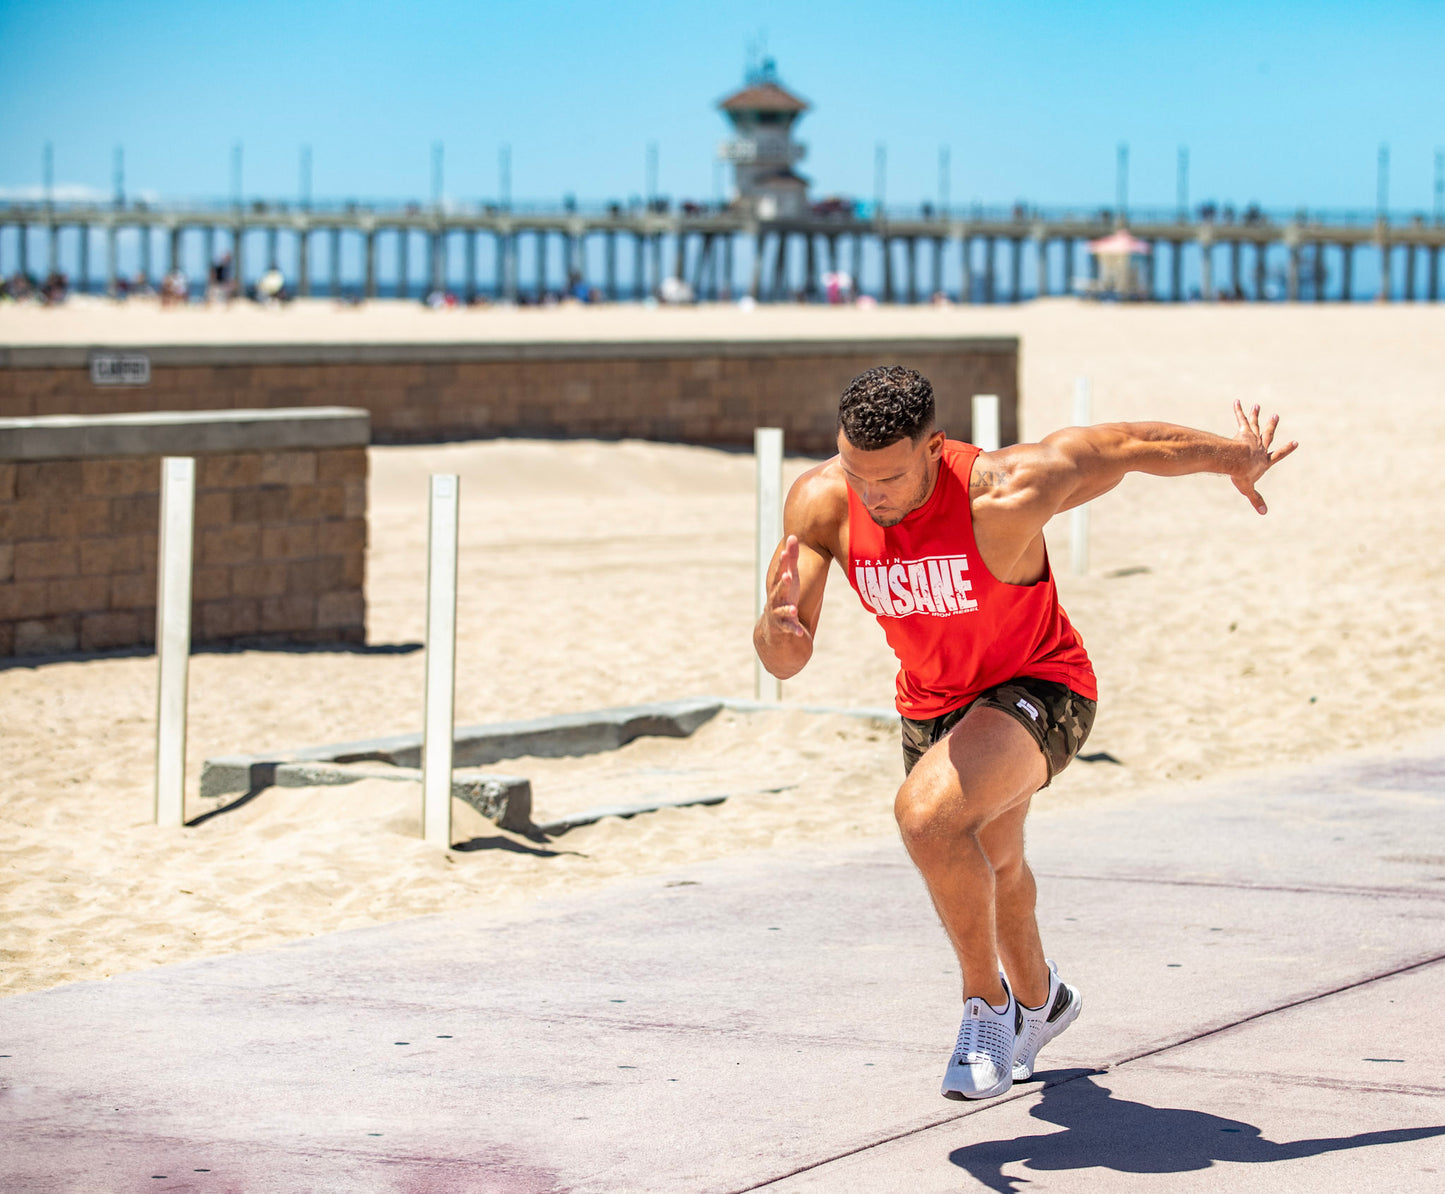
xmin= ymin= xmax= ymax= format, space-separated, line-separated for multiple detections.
xmin=0 ymin=339 xmax=1020 ymax=454
xmin=0 ymin=411 xmax=368 ymax=659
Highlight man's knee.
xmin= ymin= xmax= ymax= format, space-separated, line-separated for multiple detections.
xmin=991 ymin=849 xmax=1032 ymax=893
xmin=894 ymin=769 xmax=987 ymax=851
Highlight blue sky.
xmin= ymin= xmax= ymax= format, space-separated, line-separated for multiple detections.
xmin=2 ymin=0 xmax=1442 ymax=214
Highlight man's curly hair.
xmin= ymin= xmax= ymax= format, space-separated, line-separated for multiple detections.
xmin=837 ymin=366 xmax=935 ymax=450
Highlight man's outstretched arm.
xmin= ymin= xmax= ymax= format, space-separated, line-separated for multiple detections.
xmin=981 ymin=401 xmax=1299 ymax=538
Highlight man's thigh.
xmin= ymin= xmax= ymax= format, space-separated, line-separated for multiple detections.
xmin=900 ymin=704 xmax=1048 ymax=834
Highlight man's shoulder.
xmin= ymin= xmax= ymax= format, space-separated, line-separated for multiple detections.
xmin=791 ymin=455 xmax=847 ymax=502
xmin=787 ymin=457 xmax=849 ymax=546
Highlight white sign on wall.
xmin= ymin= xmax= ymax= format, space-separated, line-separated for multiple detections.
xmin=90 ymin=352 xmax=151 ymax=386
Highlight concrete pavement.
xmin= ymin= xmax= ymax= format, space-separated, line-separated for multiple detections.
xmin=3 ymin=740 xmax=1444 ymax=1192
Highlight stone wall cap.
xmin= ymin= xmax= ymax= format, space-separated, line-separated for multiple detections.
xmin=0 ymin=337 xmax=1018 ymax=370
xmin=0 ymin=406 xmax=371 ymax=460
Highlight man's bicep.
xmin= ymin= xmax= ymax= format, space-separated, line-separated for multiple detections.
xmin=1012 ymin=427 xmax=1133 ymax=514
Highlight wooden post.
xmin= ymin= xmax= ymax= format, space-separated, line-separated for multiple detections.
xmin=972 ymin=394 xmax=1000 ymax=453
xmin=1071 ymin=378 xmax=1092 ymax=576
xmin=430 ymin=227 xmax=445 ymax=296
xmin=754 ymin=428 xmax=784 ymax=702
xmin=422 ymin=474 xmax=460 ymax=847
xmin=154 ymin=457 xmax=195 ymax=828
xmin=297 ymin=226 xmax=310 ymax=297
xmin=106 ymin=222 xmax=118 ymax=296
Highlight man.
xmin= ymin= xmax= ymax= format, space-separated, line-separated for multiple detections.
xmin=753 ymin=366 xmax=1297 ymax=1101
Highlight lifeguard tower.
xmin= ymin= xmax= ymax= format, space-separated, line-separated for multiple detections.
xmin=716 ymin=58 xmax=811 ymax=219
xmin=1084 ymin=229 xmax=1152 ymax=300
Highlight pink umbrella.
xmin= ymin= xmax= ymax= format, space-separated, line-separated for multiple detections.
xmin=1088 ymin=229 xmax=1151 ymax=255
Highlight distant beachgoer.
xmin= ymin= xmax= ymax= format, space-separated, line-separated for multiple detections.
xmin=161 ymin=267 xmax=188 ymax=308
xmin=754 ymin=366 xmax=1297 ymax=1102
xmin=257 ymin=267 xmax=285 ymax=305
xmin=208 ymin=253 xmax=234 ymax=304
xmin=41 ymin=272 xmax=69 ymax=304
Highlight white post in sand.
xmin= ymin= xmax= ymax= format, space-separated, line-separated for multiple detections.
xmin=1071 ymin=377 xmax=1092 ymax=576
xmin=972 ymin=393 xmax=1001 ymax=453
xmin=754 ymin=427 xmax=784 ymax=702
xmin=154 ymin=456 xmax=195 ymax=827
xmin=422 ymin=474 xmax=460 ymax=847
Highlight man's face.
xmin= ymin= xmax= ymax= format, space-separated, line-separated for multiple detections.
xmin=837 ymin=429 xmax=944 ymax=527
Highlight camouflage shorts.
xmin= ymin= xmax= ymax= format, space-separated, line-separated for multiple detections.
xmin=900 ymin=677 xmax=1097 ymax=787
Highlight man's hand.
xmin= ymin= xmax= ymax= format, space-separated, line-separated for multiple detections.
xmin=764 ymin=535 xmax=812 ymax=643
xmin=1229 ymin=400 xmax=1299 ymax=515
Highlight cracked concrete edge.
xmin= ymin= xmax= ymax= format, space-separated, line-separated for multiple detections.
xmin=198 ymin=696 xmax=728 ymax=799
xmin=269 ymin=760 xmax=534 ymax=834
xmin=533 ymin=792 xmax=729 ymax=837
xmin=196 ymin=696 xmax=899 ymax=807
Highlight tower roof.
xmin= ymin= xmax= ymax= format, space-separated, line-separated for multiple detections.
xmin=718 ymin=80 xmax=809 ymax=114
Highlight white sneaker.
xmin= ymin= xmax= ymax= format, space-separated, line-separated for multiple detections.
xmin=941 ymin=979 xmax=1019 ymax=1101
xmin=1012 ymin=959 xmax=1082 ymax=1081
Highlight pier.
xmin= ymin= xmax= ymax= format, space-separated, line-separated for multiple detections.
xmin=3 ymin=198 xmax=1444 ymax=304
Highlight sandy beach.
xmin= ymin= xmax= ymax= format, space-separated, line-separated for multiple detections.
xmin=3 ymin=298 xmax=1444 ymax=997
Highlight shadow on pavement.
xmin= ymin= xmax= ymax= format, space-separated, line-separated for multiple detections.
xmin=949 ymin=1071 xmax=1445 ymax=1193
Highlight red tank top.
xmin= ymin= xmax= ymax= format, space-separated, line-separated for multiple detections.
xmin=844 ymin=439 xmax=1097 ymax=718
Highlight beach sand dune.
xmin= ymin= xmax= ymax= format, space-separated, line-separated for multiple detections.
xmin=3 ymin=301 xmax=1443 ymax=995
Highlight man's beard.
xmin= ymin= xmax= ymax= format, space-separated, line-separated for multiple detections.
xmin=865 ymin=474 xmax=931 ymax=527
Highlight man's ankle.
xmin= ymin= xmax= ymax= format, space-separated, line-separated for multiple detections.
xmin=963 ymin=979 xmax=1011 ymax=1010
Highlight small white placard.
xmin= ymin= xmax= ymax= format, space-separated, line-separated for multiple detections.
xmin=90 ymin=352 xmax=151 ymax=386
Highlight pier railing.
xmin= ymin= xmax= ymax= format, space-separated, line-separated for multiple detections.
xmin=3 ymin=196 xmax=1443 ymax=304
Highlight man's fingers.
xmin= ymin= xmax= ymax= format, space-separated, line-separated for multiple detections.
xmin=1262 ymin=413 xmax=1279 ymax=450
xmin=770 ymin=603 xmax=808 ymax=637
xmin=1268 ymin=439 xmax=1300 ymax=465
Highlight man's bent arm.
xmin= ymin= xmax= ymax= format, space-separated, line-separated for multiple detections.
xmin=753 ymin=471 xmax=837 ymax=681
